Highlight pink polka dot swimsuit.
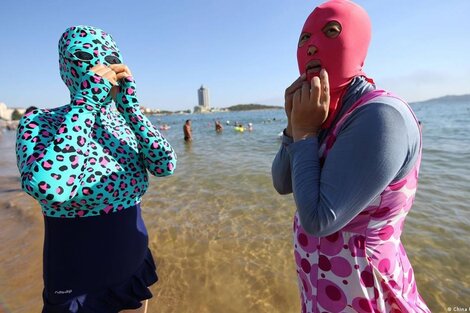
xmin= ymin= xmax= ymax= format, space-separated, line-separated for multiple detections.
xmin=292 ymin=90 xmax=430 ymax=313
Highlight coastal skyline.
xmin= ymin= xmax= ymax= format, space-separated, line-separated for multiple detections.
xmin=1 ymin=0 xmax=469 ymax=111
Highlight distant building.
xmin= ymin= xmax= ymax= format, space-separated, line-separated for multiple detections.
xmin=195 ymin=85 xmax=210 ymax=113
xmin=0 ymin=102 xmax=25 ymax=121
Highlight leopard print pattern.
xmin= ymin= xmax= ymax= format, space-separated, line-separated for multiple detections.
xmin=58 ymin=25 xmax=121 ymax=101
xmin=16 ymin=26 xmax=176 ymax=218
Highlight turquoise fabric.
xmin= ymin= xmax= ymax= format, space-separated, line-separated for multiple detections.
xmin=16 ymin=26 xmax=176 ymax=217
xmin=59 ymin=25 xmax=121 ymax=102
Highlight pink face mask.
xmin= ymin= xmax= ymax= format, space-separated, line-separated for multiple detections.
xmin=297 ymin=0 xmax=371 ymax=128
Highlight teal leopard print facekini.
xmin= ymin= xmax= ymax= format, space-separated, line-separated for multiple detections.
xmin=59 ymin=25 xmax=122 ymax=101
xmin=16 ymin=25 xmax=177 ymax=218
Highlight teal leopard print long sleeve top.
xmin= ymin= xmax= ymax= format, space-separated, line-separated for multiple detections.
xmin=16 ymin=26 xmax=176 ymax=218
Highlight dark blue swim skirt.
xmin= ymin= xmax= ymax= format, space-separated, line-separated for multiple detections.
xmin=42 ymin=203 xmax=158 ymax=313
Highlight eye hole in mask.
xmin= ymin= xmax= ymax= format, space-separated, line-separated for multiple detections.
xmin=105 ymin=55 xmax=122 ymax=64
xmin=73 ymin=51 xmax=94 ymax=61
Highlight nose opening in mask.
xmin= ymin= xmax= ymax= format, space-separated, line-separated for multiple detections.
xmin=307 ymin=45 xmax=317 ymax=56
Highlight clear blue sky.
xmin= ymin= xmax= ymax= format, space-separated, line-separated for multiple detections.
xmin=1 ymin=0 xmax=469 ymax=111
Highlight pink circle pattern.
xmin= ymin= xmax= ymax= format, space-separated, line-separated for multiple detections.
xmin=293 ymin=91 xmax=430 ymax=313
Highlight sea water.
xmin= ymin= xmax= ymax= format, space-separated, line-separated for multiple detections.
xmin=0 ymin=102 xmax=469 ymax=312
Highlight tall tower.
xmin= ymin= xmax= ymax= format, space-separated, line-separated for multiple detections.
xmin=198 ymin=85 xmax=210 ymax=109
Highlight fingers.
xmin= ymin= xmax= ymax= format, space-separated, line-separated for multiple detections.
xmin=90 ymin=64 xmax=118 ymax=85
xmin=116 ymin=72 xmax=131 ymax=81
xmin=290 ymin=69 xmax=330 ymax=139
xmin=293 ymin=88 xmax=301 ymax=107
xmin=90 ymin=64 xmax=111 ymax=76
xmin=89 ymin=64 xmax=133 ymax=87
xmin=310 ymin=76 xmax=321 ymax=105
xmin=108 ymin=64 xmax=129 ymax=71
xmin=301 ymin=81 xmax=310 ymax=104
xmin=285 ymin=96 xmax=293 ymax=116
xmin=90 ymin=64 xmax=106 ymax=72
xmin=109 ymin=64 xmax=133 ymax=79
xmin=319 ymin=69 xmax=330 ymax=106
xmin=285 ymin=74 xmax=307 ymax=115
xmin=285 ymin=73 xmax=307 ymax=96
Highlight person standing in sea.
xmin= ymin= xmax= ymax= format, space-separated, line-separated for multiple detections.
xmin=215 ymin=120 xmax=223 ymax=132
xmin=271 ymin=1 xmax=430 ymax=312
xmin=183 ymin=119 xmax=192 ymax=142
xmin=15 ymin=25 xmax=176 ymax=313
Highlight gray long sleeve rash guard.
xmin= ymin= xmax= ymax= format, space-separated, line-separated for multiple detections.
xmin=271 ymin=77 xmax=420 ymax=237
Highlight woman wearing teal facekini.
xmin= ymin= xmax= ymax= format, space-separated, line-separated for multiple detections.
xmin=16 ymin=25 xmax=177 ymax=313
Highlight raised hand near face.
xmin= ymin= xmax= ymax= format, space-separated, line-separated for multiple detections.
xmin=89 ymin=64 xmax=134 ymax=102
xmin=284 ymin=74 xmax=307 ymax=137
xmin=109 ymin=64 xmax=133 ymax=81
xmin=291 ymin=69 xmax=330 ymax=141
xmin=90 ymin=64 xmax=118 ymax=86
xmin=110 ymin=64 xmax=133 ymax=101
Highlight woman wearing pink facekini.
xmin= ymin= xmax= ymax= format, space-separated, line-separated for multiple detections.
xmin=272 ymin=0 xmax=430 ymax=312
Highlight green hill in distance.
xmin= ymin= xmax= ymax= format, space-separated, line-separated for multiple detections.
xmin=224 ymin=94 xmax=470 ymax=111
xmin=226 ymin=103 xmax=283 ymax=111
xmin=145 ymin=94 xmax=469 ymax=115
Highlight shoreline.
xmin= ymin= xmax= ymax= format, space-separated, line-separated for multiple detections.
xmin=0 ymin=120 xmax=19 ymax=132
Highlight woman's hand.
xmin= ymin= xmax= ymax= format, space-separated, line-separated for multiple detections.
xmin=72 ymin=65 xmax=117 ymax=109
xmin=291 ymin=69 xmax=330 ymax=141
xmin=109 ymin=64 xmax=133 ymax=81
xmin=90 ymin=64 xmax=133 ymax=84
xmin=90 ymin=64 xmax=118 ymax=86
xmin=284 ymin=74 xmax=306 ymax=137
xmin=110 ymin=64 xmax=140 ymax=110
xmin=109 ymin=64 xmax=133 ymax=100
xmin=90 ymin=64 xmax=133 ymax=101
